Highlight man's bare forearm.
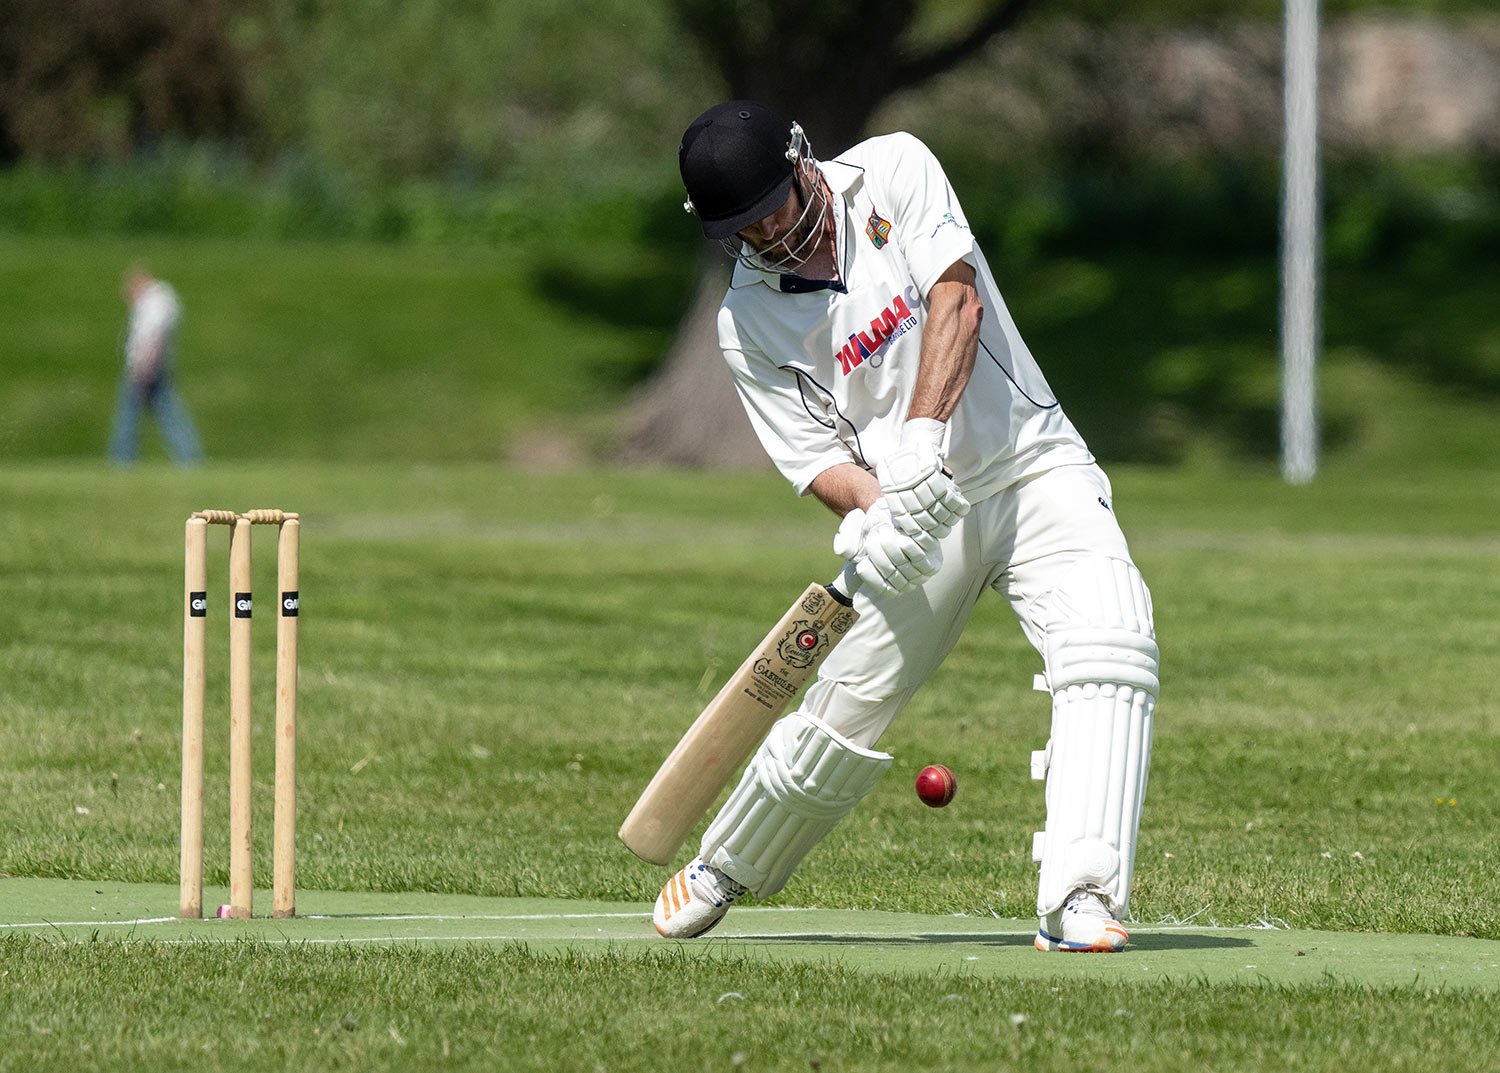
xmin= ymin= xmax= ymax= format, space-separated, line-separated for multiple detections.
xmin=808 ymin=463 xmax=883 ymax=518
xmin=908 ymin=259 xmax=983 ymax=423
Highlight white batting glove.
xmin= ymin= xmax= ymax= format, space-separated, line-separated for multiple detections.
xmin=875 ymin=419 xmax=971 ymax=539
xmin=833 ymin=498 xmax=943 ymax=597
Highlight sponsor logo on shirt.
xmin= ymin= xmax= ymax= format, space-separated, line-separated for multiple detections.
xmin=865 ymin=210 xmax=891 ymax=249
xmin=835 ymin=287 xmax=920 ymax=375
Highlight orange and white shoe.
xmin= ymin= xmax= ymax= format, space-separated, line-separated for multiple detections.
xmin=1034 ymin=887 xmax=1130 ymax=952
xmin=653 ymin=857 xmax=747 ymax=939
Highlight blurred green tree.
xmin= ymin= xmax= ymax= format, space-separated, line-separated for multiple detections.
xmin=0 ymin=0 xmax=262 ymax=164
xmin=625 ymin=0 xmax=1035 ymax=466
xmin=252 ymin=0 xmax=711 ymax=192
xmin=669 ymin=0 xmax=1033 ymax=156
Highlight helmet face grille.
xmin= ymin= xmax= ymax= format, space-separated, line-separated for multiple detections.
xmin=718 ymin=144 xmax=831 ymax=276
xmin=680 ymin=101 xmax=797 ymax=240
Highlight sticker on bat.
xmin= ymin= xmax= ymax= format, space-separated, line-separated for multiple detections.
xmin=777 ymin=621 xmax=827 ymax=669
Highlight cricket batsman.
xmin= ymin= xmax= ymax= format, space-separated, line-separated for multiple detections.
xmin=655 ymin=101 xmax=1160 ymax=952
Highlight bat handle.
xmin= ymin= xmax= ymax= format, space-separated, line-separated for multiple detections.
xmin=828 ymin=560 xmax=861 ymax=605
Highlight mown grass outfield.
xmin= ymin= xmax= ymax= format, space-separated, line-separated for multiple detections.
xmin=2 ymin=460 xmax=1497 ymax=1071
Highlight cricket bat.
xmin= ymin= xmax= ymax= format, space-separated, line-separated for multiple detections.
xmin=619 ymin=563 xmax=861 ymax=865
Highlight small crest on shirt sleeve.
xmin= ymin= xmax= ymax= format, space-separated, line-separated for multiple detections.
xmin=865 ymin=209 xmax=891 ymax=249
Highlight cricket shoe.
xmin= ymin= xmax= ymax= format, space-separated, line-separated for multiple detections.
xmin=1034 ymin=887 xmax=1130 ymax=952
xmin=653 ymin=857 xmax=747 ymax=939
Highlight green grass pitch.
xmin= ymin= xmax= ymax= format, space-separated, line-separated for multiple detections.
xmin=2 ymin=460 xmax=1498 ymax=1070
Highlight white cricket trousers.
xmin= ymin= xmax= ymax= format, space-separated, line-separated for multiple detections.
xmin=800 ymin=462 xmax=1141 ymax=748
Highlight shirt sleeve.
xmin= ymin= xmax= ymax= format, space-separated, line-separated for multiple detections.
xmin=719 ymin=308 xmax=856 ymax=495
xmin=878 ymin=132 xmax=977 ymax=299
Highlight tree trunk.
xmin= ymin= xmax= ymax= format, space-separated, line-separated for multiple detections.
xmin=620 ymin=247 xmax=772 ymax=469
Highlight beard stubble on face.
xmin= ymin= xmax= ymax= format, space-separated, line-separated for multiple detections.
xmin=743 ymin=175 xmax=833 ymax=277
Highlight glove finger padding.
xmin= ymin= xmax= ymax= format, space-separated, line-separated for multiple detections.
xmin=856 ymin=553 xmax=927 ymax=596
xmin=855 ymin=501 xmax=942 ymax=595
xmin=888 ymin=481 xmax=966 ymax=538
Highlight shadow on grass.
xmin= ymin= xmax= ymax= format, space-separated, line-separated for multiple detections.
xmin=745 ymin=932 xmax=1253 ymax=950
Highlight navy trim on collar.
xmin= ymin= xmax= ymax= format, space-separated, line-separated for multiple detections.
xmin=779 ymin=275 xmax=847 ymax=294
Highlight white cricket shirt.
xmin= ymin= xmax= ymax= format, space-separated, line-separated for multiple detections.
xmin=717 ymin=132 xmax=1093 ymax=502
xmin=125 ymin=280 xmax=182 ymax=377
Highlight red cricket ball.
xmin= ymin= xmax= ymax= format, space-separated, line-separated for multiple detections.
xmin=915 ymin=764 xmax=956 ymax=808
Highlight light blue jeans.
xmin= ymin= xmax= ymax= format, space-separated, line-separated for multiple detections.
xmin=108 ymin=372 xmax=203 ymax=465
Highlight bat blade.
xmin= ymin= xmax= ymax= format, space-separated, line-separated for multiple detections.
xmin=619 ymin=572 xmax=859 ymax=865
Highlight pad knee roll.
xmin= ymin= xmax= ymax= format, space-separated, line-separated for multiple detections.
xmin=702 ymin=712 xmax=892 ymax=898
xmin=1041 ymin=557 xmax=1159 ymax=698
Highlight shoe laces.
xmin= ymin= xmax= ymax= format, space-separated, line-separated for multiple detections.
xmin=1063 ymin=886 xmax=1114 ymax=920
xmin=692 ymin=861 xmax=747 ymax=903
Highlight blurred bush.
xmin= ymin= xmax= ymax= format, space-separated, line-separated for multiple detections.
xmin=4 ymin=144 xmax=1493 ymax=279
xmin=4 ymin=3 xmax=1494 ymax=269
xmin=0 ymin=146 xmax=672 ymax=248
xmin=938 ymin=152 xmax=1500 ymax=271
xmin=1 ymin=0 xmax=709 ymax=221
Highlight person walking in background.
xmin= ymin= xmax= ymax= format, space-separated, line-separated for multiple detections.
xmin=109 ymin=264 xmax=203 ymax=465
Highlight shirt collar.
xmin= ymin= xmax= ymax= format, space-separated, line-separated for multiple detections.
xmin=819 ymin=156 xmax=865 ymax=196
xmin=730 ymin=160 xmax=859 ymax=293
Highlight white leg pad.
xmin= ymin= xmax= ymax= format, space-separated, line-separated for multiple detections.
xmin=702 ymin=712 xmax=893 ymax=898
xmin=1033 ymin=557 xmax=1159 ymax=918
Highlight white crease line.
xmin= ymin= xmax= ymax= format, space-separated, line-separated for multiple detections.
xmin=154 ymin=933 xmax=976 ymax=946
xmin=1 ymin=909 xmax=796 ymax=930
xmin=149 ymin=934 xmax=655 ymax=946
xmin=0 ymin=917 xmax=177 ymax=930
xmin=305 ymin=907 xmax=813 ymax=922
xmin=4 ymin=909 xmax=1274 ymax=935
xmin=29 ymin=930 xmax=1200 ymax=947
xmin=302 ymin=912 xmax=650 ymax=922
xmin=0 ymin=912 xmax=648 ymax=930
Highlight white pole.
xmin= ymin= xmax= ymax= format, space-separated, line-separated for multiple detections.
xmin=1281 ymin=0 xmax=1321 ymax=484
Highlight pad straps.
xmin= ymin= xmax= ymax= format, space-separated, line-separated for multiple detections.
xmin=703 ymin=712 xmax=892 ymax=897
